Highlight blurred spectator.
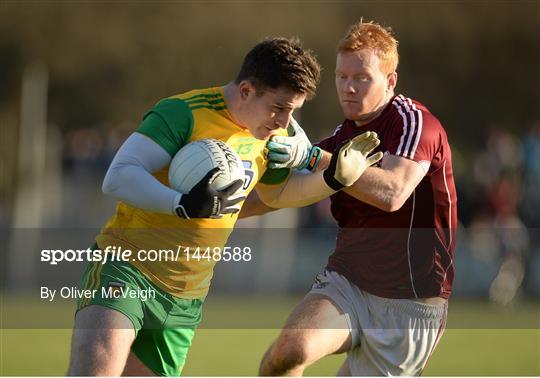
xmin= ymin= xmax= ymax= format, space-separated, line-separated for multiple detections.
xmin=61 ymin=126 xmax=118 ymax=226
xmin=473 ymin=127 xmax=523 ymax=192
xmin=488 ymin=213 xmax=528 ymax=306
xmin=520 ymin=122 xmax=540 ymax=298
xmin=459 ymin=128 xmax=532 ymax=304
xmin=63 ymin=127 xmax=105 ymax=172
xmin=520 ymin=122 xmax=540 ymax=228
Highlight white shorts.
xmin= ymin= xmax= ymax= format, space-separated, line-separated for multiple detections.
xmin=309 ymin=270 xmax=447 ymax=376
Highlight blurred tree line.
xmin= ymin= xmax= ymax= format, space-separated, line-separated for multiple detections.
xmin=1 ymin=1 xmax=539 ymax=213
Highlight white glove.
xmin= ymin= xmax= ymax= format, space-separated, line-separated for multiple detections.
xmin=266 ymin=117 xmax=322 ymax=171
xmin=323 ymin=131 xmax=384 ymax=190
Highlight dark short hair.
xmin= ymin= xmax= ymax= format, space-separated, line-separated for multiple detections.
xmin=235 ymin=37 xmax=321 ymax=99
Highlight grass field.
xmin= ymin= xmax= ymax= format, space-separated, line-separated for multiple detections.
xmin=1 ymin=296 xmax=539 ymax=376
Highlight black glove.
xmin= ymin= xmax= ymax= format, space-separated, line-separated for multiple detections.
xmin=175 ymin=168 xmax=246 ymax=219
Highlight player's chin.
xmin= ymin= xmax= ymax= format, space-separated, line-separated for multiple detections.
xmin=255 ymin=127 xmax=275 ymax=140
xmin=343 ymin=109 xmax=367 ymax=121
xmin=341 ymin=104 xmax=363 ymax=118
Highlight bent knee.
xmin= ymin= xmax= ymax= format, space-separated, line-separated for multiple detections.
xmin=268 ymin=332 xmax=316 ymax=370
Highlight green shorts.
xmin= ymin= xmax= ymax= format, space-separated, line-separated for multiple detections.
xmin=77 ymin=256 xmax=204 ymax=376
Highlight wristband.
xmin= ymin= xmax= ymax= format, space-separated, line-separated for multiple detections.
xmin=322 ymin=168 xmax=346 ymax=191
xmin=305 ymin=146 xmax=323 ymax=171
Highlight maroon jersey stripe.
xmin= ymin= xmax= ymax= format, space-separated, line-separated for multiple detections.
xmin=394 ymin=95 xmax=423 ymax=159
xmin=402 ymin=95 xmax=424 ymax=159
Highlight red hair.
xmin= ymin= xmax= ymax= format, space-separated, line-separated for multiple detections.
xmin=338 ymin=19 xmax=399 ymax=74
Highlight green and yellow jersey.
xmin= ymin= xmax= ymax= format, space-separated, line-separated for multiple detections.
xmin=96 ymin=86 xmax=289 ymax=298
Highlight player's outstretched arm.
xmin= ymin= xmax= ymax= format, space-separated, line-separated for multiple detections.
xmin=256 ymin=132 xmax=382 ymax=208
xmin=269 ymin=131 xmax=426 ymax=212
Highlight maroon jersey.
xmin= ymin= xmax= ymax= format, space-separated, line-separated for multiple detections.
xmin=316 ymin=94 xmax=457 ymax=299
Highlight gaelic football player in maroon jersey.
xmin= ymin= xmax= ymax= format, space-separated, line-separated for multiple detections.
xmin=245 ymin=20 xmax=458 ymax=376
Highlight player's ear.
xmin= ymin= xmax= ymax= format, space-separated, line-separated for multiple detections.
xmin=387 ymin=71 xmax=397 ymax=92
xmin=238 ymin=80 xmax=254 ymax=100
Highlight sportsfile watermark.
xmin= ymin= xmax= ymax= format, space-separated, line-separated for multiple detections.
xmin=40 ymin=245 xmax=253 ymax=265
xmin=2 ymin=227 xmax=540 ymax=329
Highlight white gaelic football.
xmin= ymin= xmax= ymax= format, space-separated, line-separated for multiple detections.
xmin=168 ymin=138 xmax=245 ymax=195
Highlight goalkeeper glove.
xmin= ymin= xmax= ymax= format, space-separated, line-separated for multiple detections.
xmin=175 ymin=168 xmax=245 ymax=219
xmin=323 ymin=131 xmax=384 ymax=190
xmin=266 ymin=118 xmax=323 ymax=171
